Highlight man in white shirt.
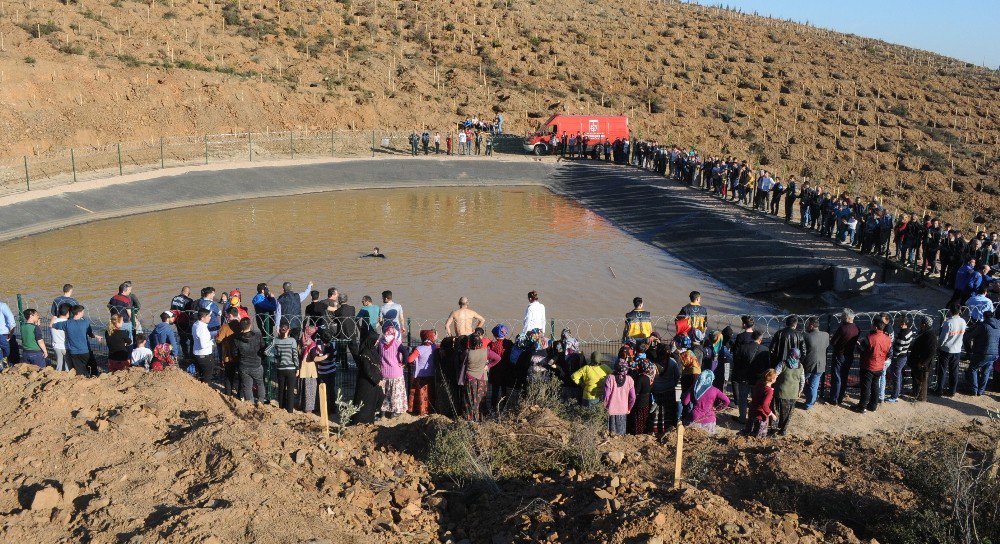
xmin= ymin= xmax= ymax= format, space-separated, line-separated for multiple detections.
xmin=192 ymin=308 xmax=215 ymax=382
xmin=50 ymin=303 xmax=70 ymax=371
xmin=379 ymin=290 xmax=406 ymax=335
xmin=522 ymin=290 xmax=546 ymax=335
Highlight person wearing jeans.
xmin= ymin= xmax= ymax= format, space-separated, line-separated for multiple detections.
xmin=828 ymin=310 xmax=860 ymax=405
xmin=886 ymin=318 xmax=914 ymax=402
xmin=802 ymin=317 xmax=830 ymax=409
xmin=935 ymin=303 xmax=967 ymax=396
xmin=966 ymin=310 xmax=1000 ymax=396
xmin=858 ymin=321 xmax=891 ymax=413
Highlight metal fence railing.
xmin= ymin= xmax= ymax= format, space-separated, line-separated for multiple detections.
xmin=0 ymin=130 xmax=523 ymax=197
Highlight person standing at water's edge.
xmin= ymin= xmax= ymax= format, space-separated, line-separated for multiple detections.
xmin=445 ymin=297 xmax=485 ymax=337
xmin=523 ymin=291 xmax=546 ymax=336
xmin=108 ymin=281 xmax=135 ymax=342
xmin=50 ymin=303 xmax=71 ymax=371
xmin=935 ymin=302 xmax=966 ymax=397
xmin=50 ymin=284 xmax=78 ymax=317
xmin=623 ymin=297 xmax=652 ymax=344
xmin=192 ymin=308 xmax=215 ymax=382
xmin=276 ymin=280 xmax=314 ymax=340
xmin=379 ymin=291 xmax=405 ymax=335
xmin=678 ymin=291 xmax=707 ymax=333
xmin=52 ymin=305 xmax=99 ymax=376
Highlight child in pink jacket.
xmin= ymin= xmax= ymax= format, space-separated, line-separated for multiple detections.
xmin=604 ymin=359 xmax=636 ymax=435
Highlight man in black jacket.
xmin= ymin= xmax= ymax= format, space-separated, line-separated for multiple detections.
xmin=332 ymin=293 xmax=358 ymax=371
xmin=232 ymin=318 xmax=265 ymax=407
xmin=732 ymin=331 xmax=769 ymax=422
xmin=770 ymin=315 xmax=807 ymax=371
xmin=907 ymin=316 xmax=937 ymax=402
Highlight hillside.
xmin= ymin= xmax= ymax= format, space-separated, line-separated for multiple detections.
xmin=1 ymin=0 xmax=999 ymax=224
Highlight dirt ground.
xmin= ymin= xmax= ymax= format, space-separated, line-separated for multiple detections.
xmin=0 ymin=0 xmax=997 ymax=227
xmin=1 ymin=363 xmax=997 ymax=543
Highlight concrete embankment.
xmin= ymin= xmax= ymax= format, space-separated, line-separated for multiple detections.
xmin=549 ymin=161 xmax=879 ymax=298
xmin=0 ymin=156 xmax=909 ymax=304
xmin=0 ymin=157 xmax=555 ymax=243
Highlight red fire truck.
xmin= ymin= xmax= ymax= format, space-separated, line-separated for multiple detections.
xmin=522 ymin=114 xmax=630 ymax=155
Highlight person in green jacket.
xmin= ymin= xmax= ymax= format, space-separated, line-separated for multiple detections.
xmin=774 ymin=348 xmax=805 ymax=436
xmin=571 ymin=351 xmax=612 ymax=407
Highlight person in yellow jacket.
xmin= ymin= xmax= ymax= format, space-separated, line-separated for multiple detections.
xmin=571 ymin=351 xmax=613 ymax=407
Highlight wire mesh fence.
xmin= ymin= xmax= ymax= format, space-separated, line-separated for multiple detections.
xmin=0 ymin=130 xmax=523 ymax=197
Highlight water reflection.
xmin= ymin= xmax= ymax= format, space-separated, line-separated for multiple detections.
xmin=0 ymin=186 xmax=772 ymax=324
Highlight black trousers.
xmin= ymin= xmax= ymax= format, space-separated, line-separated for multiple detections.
xmin=276 ymin=369 xmax=297 ymax=413
xmin=858 ymin=369 xmax=883 ymax=411
xmin=195 ymin=355 xmax=216 ymax=383
xmin=68 ymin=352 xmax=91 ymax=377
xmin=240 ymin=365 xmax=264 ymax=404
xmin=935 ymin=351 xmax=961 ymax=395
xmin=776 ymin=398 xmax=796 ymax=434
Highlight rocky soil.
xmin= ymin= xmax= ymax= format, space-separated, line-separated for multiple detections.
xmin=0 ymin=0 xmax=997 ymax=225
xmin=2 ymin=363 xmax=997 ymax=543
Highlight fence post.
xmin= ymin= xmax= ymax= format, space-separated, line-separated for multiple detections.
xmin=117 ymin=142 xmax=123 ymax=175
xmin=204 ymin=135 xmax=209 ymax=165
xmin=160 ymin=136 xmax=165 ymax=169
xmin=673 ymin=424 xmax=685 ymax=490
xmin=70 ymin=149 xmax=77 ymax=183
xmin=319 ymin=383 xmax=329 ymax=437
xmin=371 ymin=130 xmax=375 ymax=157
xmin=16 ymin=294 xmax=25 ymax=326
xmin=331 ymin=130 xmax=335 ymax=156
xmin=290 ymin=131 xmax=294 ymax=159
xmin=248 ymin=132 xmax=253 ymax=162
xmin=23 ymin=156 xmax=29 ymax=191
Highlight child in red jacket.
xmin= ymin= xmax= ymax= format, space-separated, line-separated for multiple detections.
xmin=744 ymin=369 xmax=778 ymax=438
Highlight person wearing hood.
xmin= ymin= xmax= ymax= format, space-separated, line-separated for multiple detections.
xmin=571 ymin=351 xmax=612 ymax=407
xmin=773 ymin=349 xmax=805 ymax=436
xmin=148 ymin=311 xmax=181 ymax=359
xmin=349 ymin=320 xmax=384 ymax=424
xmin=967 ymin=310 xmax=1000 ymax=396
xmin=232 ymin=318 xmax=265 ymax=407
xmin=406 ymin=330 xmax=438 ymax=415
xmin=488 ymin=324 xmax=516 ymax=414
xmin=298 ymin=325 xmax=326 ymax=413
xmin=603 ymin=359 xmax=636 ymax=435
xmin=681 ymin=369 xmax=730 ymax=434
xmin=461 ymin=330 xmax=500 ymax=422
xmin=379 ymin=323 xmax=406 ymax=418
xmin=769 ymin=315 xmax=807 ymax=371
xmin=628 ymin=357 xmax=656 ymax=435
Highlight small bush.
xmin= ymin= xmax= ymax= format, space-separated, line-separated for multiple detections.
xmin=24 ymin=56 xmax=36 ymax=64
xmin=19 ymin=20 xmax=61 ymax=38
xmin=57 ymin=43 xmax=85 ymax=55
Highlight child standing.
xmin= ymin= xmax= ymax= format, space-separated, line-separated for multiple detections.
xmin=744 ymin=369 xmax=778 ymax=438
xmin=603 ymin=360 xmax=636 ymax=435
xmin=773 ymin=349 xmax=805 ymax=436
xmin=406 ymin=330 xmax=438 ymax=415
xmin=106 ymin=315 xmax=132 ymax=372
xmin=131 ymin=333 xmax=153 ymax=371
xmin=272 ymin=324 xmax=299 ymax=413
xmin=571 ymin=351 xmax=612 ymax=407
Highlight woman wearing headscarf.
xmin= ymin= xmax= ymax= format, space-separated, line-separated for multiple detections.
xmin=406 ymin=330 xmax=438 ymax=416
xmin=773 ymin=348 xmax=805 ymax=436
xmin=379 ymin=323 xmax=406 ymax=418
xmin=461 ymin=331 xmax=500 ymax=422
xmin=627 ymin=356 xmax=656 ymax=435
xmin=650 ymin=339 xmax=681 ymax=434
xmin=298 ymin=325 xmax=326 ymax=413
xmin=488 ymin=324 xmax=515 ymax=414
xmin=349 ymin=320 xmax=383 ymax=425
xmin=681 ymin=369 xmax=730 ymax=434
xmin=603 ymin=359 xmax=636 ymax=435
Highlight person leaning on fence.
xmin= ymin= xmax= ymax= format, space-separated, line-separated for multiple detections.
xmin=935 ymin=303 xmax=967 ymax=397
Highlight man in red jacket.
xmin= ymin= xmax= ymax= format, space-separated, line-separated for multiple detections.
xmin=857 ymin=321 xmax=892 ymax=413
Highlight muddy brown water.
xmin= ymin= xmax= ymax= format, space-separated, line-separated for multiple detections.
xmin=0 ymin=186 xmax=772 ymax=334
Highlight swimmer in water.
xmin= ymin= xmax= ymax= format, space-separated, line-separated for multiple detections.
xmin=361 ymin=246 xmax=387 ymax=259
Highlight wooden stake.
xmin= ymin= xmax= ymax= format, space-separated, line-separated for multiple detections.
xmin=673 ymin=424 xmax=685 ymax=490
xmin=318 ymin=383 xmax=329 ymax=438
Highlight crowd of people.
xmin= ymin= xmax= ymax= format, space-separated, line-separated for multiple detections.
xmin=407 ymin=128 xmax=495 ymax=157
xmin=555 ymin=136 xmax=1000 ymax=292
xmin=0 ymin=282 xmax=994 ymax=437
